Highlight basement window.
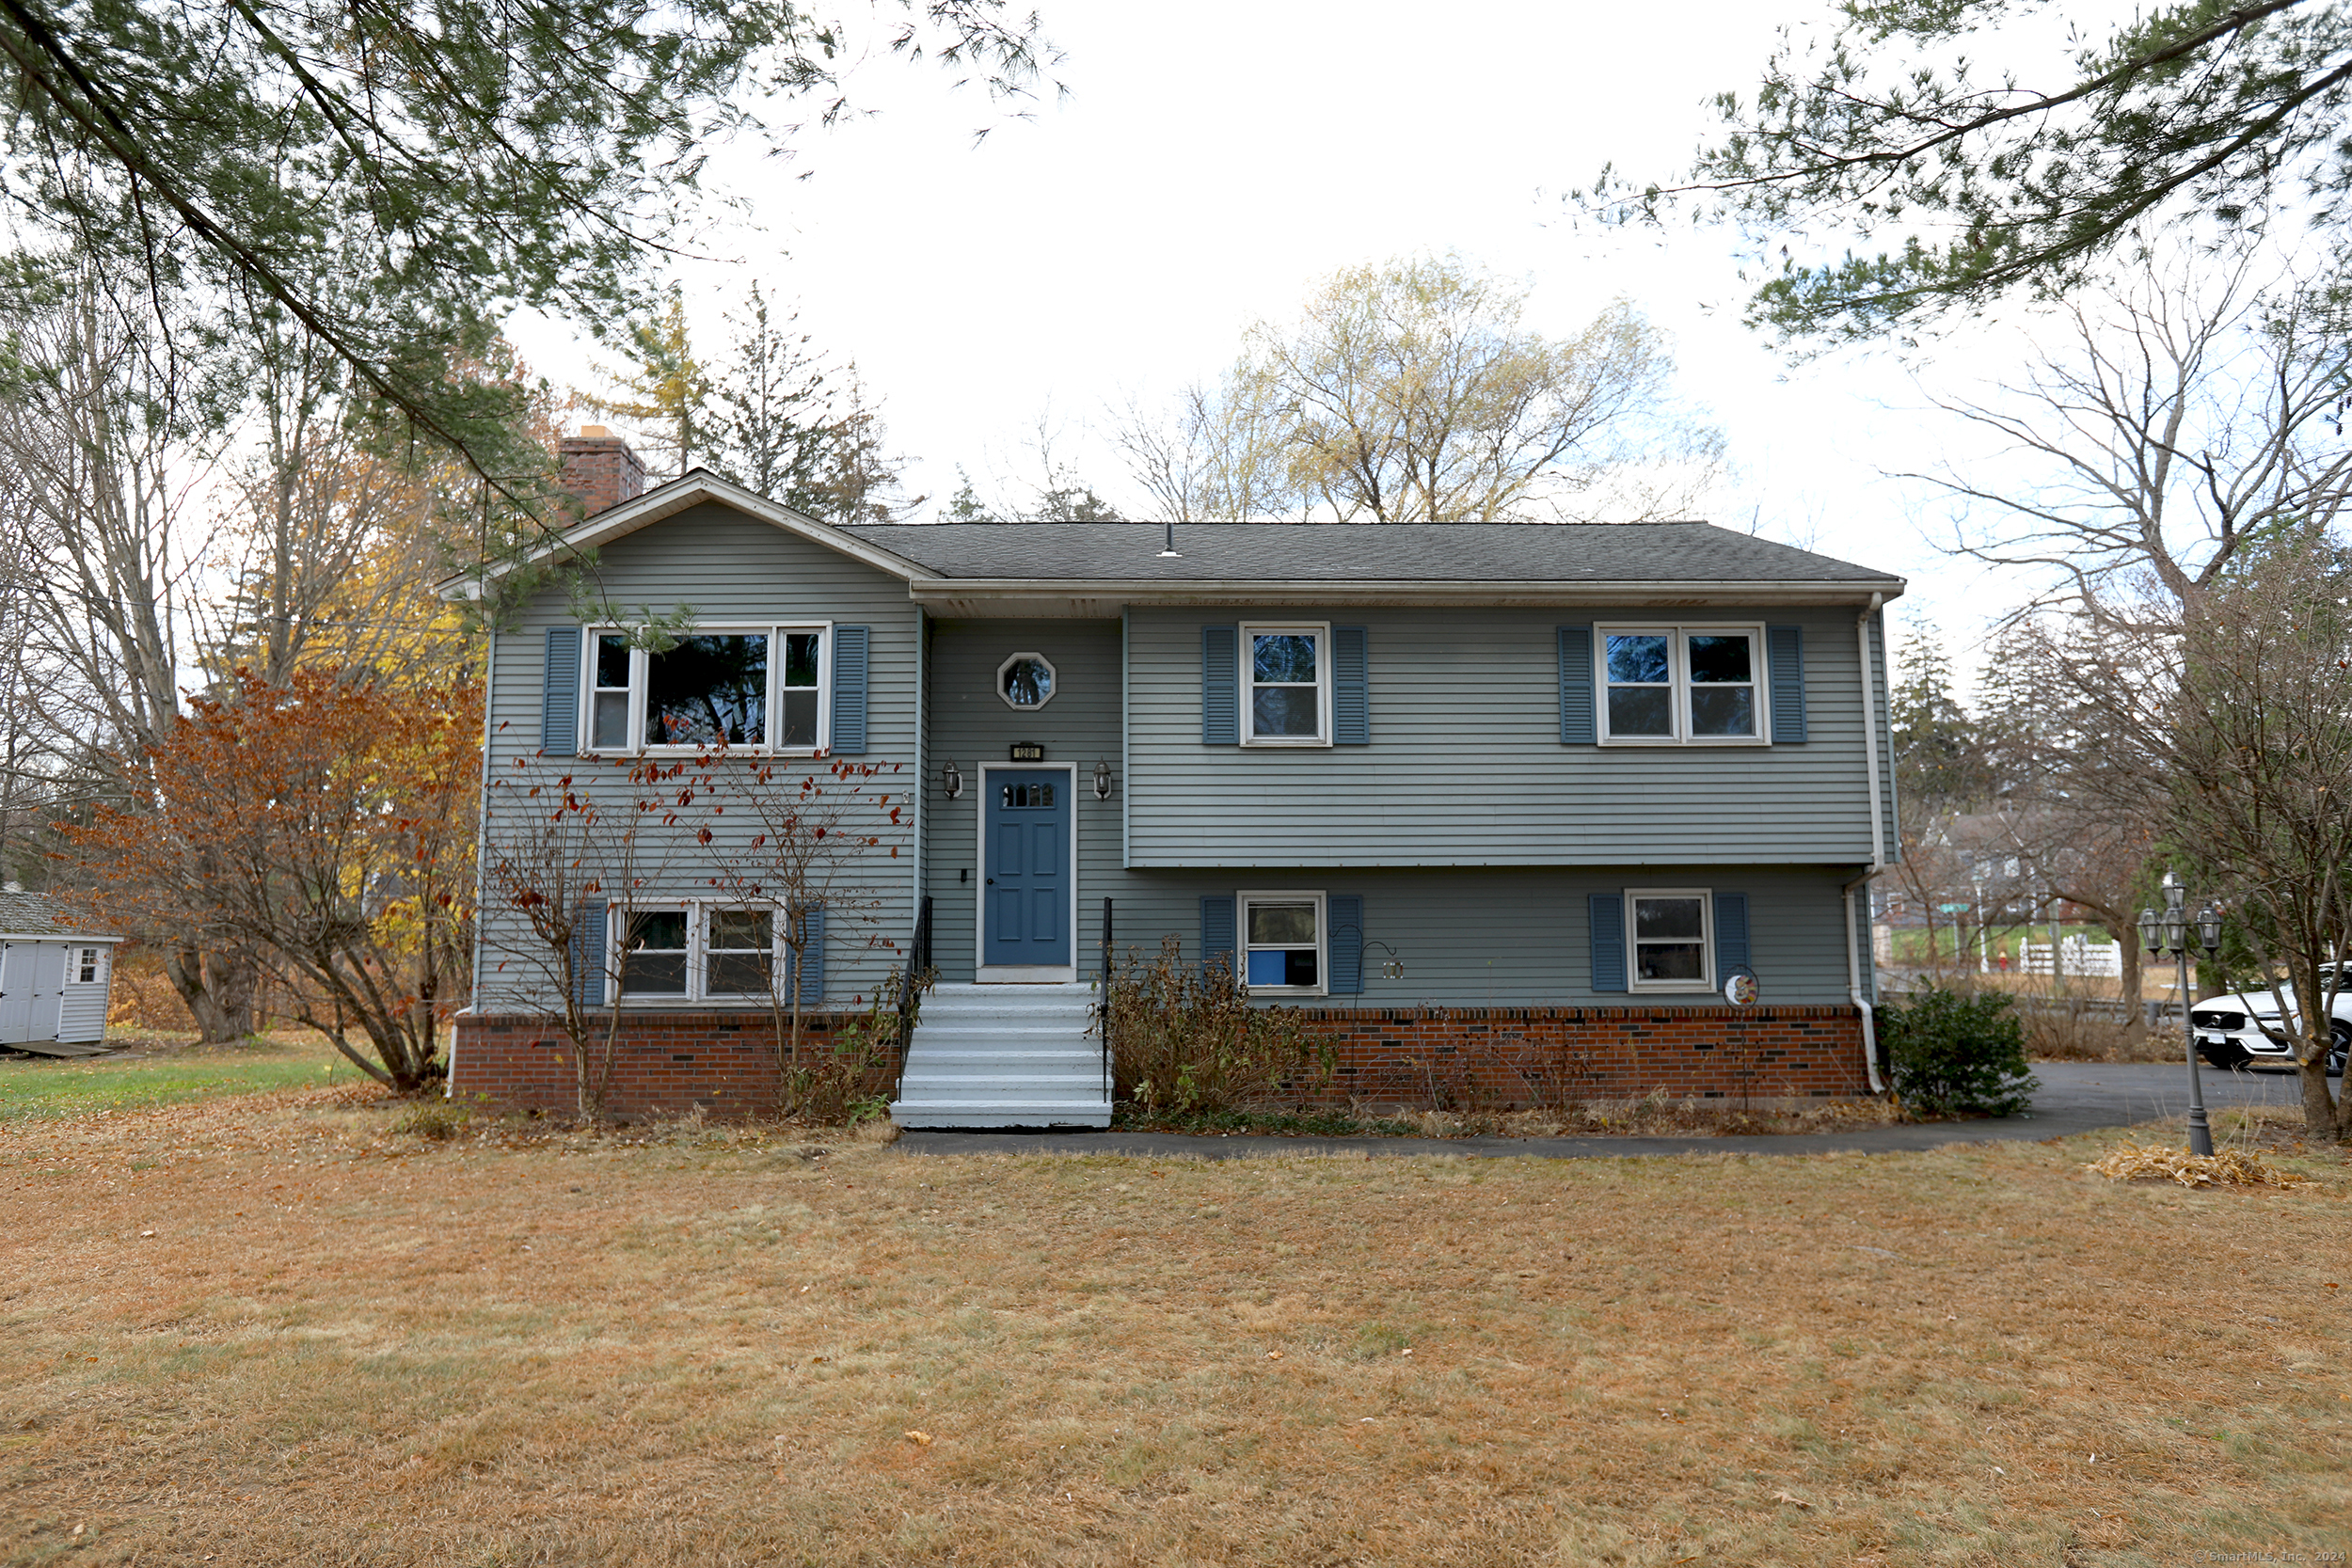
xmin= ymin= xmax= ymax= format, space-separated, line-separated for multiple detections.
xmin=1240 ymin=892 xmax=1326 ymax=996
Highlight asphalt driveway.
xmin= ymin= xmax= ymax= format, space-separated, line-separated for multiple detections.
xmin=898 ymin=1060 xmax=2319 ymax=1161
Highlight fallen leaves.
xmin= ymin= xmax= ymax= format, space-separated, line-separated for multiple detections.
xmin=903 ymin=1431 xmax=932 ymax=1447
xmin=2083 ymin=1142 xmax=2316 ymax=1189
xmin=1771 ymin=1489 xmax=1811 ymax=1509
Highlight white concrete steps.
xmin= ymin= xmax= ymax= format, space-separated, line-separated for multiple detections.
xmin=889 ymin=982 xmax=1111 ymax=1130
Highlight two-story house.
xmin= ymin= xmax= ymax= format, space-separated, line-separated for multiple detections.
xmin=451 ymin=433 xmax=1903 ymax=1125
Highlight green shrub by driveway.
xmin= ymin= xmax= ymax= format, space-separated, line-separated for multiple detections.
xmin=1882 ymin=986 xmax=2040 ymax=1117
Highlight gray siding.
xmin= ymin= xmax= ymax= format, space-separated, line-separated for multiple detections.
xmin=1101 ymin=864 xmax=1866 ymax=1007
xmin=58 ymin=948 xmax=110 ymax=1042
xmin=1125 ymin=605 xmax=1895 ymax=868
xmin=919 ymin=618 xmax=1124 ymax=983
xmin=476 ymin=502 xmax=922 ymax=1012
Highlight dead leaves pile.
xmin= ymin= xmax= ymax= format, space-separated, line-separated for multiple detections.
xmin=2084 ymin=1141 xmax=2315 ymax=1190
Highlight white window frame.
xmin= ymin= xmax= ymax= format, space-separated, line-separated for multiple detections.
xmin=604 ymin=902 xmax=792 ymax=1005
xmin=995 ymin=651 xmax=1058 ymax=710
xmin=1237 ymin=889 xmax=1328 ymax=997
xmin=580 ymin=623 xmax=832 ymax=757
xmin=1240 ymin=622 xmax=1332 ymax=747
xmin=1625 ymin=887 xmax=1715 ymax=993
xmin=74 ymin=947 xmax=102 ymax=984
xmin=1596 ymin=624 xmax=1768 ymax=746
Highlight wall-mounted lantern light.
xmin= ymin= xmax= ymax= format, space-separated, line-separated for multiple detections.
xmin=1093 ymin=759 xmax=1113 ymax=800
xmin=942 ymin=759 xmax=962 ymax=800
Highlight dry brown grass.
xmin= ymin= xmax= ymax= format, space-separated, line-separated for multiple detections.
xmin=2082 ymin=1142 xmax=2315 ymax=1189
xmin=4 ymin=1090 xmax=2349 ymax=1566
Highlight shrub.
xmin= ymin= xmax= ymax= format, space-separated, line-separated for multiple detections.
xmin=1881 ymin=985 xmax=2039 ymax=1117
xmin=1104 ymin=936 xmax=1331 ymax=1115
xmin=782 ymin=969 xmax=923 ymax=1123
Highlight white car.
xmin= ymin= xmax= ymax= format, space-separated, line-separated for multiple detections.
xmin=2190 ymin=965 xmax=2351 ymax=1075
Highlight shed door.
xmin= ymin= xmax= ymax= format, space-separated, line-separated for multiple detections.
xmin=26 ymin=943 xmax=65 ymax=1040
xmin=983 ymin=771 xmax=1071 ymax=968
xmin=0 ymin=942 xmax=42 ymax=1044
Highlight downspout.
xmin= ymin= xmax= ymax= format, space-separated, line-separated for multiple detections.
xmin=1848 ymin=593 xmax=1887 ymax=1094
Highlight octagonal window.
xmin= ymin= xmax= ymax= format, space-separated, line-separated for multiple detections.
xmin=997 ymin=653 xmax=1056 ymax=709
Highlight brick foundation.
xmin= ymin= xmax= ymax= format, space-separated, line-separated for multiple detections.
xmin=452 ymin=1010 xmax=879 ymax=1119
xmin=455 ymin=1002 xmax=1875 ymax=1119
xmin=1289 ymin=1005 xmax=1874 ymax=1109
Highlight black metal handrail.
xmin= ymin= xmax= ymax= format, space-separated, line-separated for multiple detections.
xmin=1099 ymin=896 xmax=1114 ymax=1103
xmin=893 ymin=895 xmax=931 ymax=1101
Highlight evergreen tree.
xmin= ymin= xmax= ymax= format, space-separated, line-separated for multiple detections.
xmin=708 ymin=284 xmax=835 ymax=513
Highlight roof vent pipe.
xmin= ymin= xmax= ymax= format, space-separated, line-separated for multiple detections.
xmin=1158 ymin=517 xmax=1181 ymax=558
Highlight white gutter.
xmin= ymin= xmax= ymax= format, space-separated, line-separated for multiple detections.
xmin=1848 ymin=592 xmax=1888 ymax=1094
xmin=903 ymin=576 xmax=1908 ymax=612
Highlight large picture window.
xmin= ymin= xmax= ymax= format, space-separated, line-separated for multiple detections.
xmin=1242 ymin=624 xmax=1330 ymax=745
xmin=585 ymin=625 xmax=829 ymax=754
xmin=1240 ymin=891 xmax=1326 ymax=995
xmin=1627 ymin=889 xmax=1713 ymax=991
xmin=1599 ymin=626 xmax=1764 ymax=744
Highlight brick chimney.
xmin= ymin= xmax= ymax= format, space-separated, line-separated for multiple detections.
xmin=557 ymin=425 xmax=647 ymax=519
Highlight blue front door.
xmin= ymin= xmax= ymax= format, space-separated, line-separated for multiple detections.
xmin=985 ymin=770 xmax=1071 ymax=968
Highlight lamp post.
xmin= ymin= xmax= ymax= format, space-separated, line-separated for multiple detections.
xmin=2137 ymin=870 xmax=2217 ymax=1158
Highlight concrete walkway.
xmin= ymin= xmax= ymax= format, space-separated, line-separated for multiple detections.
xmin=898 ymin=1061 xmax=2317 ymax=1162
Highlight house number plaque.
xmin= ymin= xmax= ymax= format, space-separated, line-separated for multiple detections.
xmin=1008 ymin=742 xmax=1044 ymax=762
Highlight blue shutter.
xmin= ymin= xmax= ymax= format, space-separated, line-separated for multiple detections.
xmin=1201 ymin=626 xmax=1239 ymax=745
xmin=1333 ymin=626 xmax=1369 ymax=745
xmin=1767 ymin=625 xmax=1806 ymax=743
xmin=1200 ymin=895 xmax=1236 ymax=976
xmin=543 ymin=627 xmax=580 ymax=755
xmin=831 ymin=626 xmax=869 ymax=754
xmin=1327 ymin=895 xmax=1363 ymax=994
xmin=787 ymin=905 xmax=826 ymax=1005
xmin=1558 ymin=626 xmax=1595 ymax=745
xmin=1588 ymin=892 xmax=1627 ymax=993
xmin=571 ymin=900 xmax=606 ymax=1009
xmin=1714 ymin=893 xmax=1750 ymax=975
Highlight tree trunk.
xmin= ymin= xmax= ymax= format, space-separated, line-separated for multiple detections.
xmin=2113 ymin=924 xmax=2145 ymax=1044
xmin=164 ymin=948 xmax=259 ymax=1042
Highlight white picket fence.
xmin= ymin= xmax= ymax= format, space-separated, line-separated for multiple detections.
xmin=2019 ymin=936 xmax=2122 ymax=978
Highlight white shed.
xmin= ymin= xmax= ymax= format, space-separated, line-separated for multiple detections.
xmin=0 ymin=889 xmax=123 ymax=1053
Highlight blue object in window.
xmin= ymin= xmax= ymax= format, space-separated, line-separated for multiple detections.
xmin=1248 ymin=949 xmax=1289 ymax=986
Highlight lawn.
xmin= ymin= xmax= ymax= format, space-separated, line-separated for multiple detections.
xmin=0 ymin=1032 xmax=348 ymax=1123
xmin=2 ymin=1088 xmax=2346 ymax=1566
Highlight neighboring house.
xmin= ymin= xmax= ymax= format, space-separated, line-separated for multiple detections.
xmin=450 ymin=434 xmax=1904 ymax=1123
xmin=0 ymin=888 xmax=122 ymax=1054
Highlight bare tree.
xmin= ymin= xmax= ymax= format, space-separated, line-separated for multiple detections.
xmin=1904 ymin=253 xmax=2352 ymax=618
xmin=2024 ymin=539 xmax=2352 ymax=1139
xmin=0 ymin=265 xmax=270 ymax=1037
xmin=1115 ymin=255 xmax=1722 ymax=524
xmin=480 ymin=750 xmax=698 ymax=1118
xmin=699 ymin=753 xmax=908 ymax=1109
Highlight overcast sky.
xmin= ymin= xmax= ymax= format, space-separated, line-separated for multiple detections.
xmin=506 ymin=0 xmax=2146 ymax=689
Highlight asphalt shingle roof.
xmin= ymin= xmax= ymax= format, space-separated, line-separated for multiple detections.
xmin=836 ymin=521 xmax=1899 ymax=585
xmin=0 ymin=889 xmax=103 ymax=939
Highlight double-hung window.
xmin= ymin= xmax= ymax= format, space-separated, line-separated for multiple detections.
xmin=1627 ymin=889 xmax=1712 ymax=991
xmin=1240 ymin=891 xmax=1326 ymax=995
xmin=75 ymin=948 xmax=101 ymax=984
xmin=1242 ymin=624 xmax=1330 ymax=745
xmin=608 ymin=905 xmax=787 ymax=1002
xmin=586 ymin=625 xmax=829 ymax=754
xmin=1598 ymin=626 xmax=1764 ymax=744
